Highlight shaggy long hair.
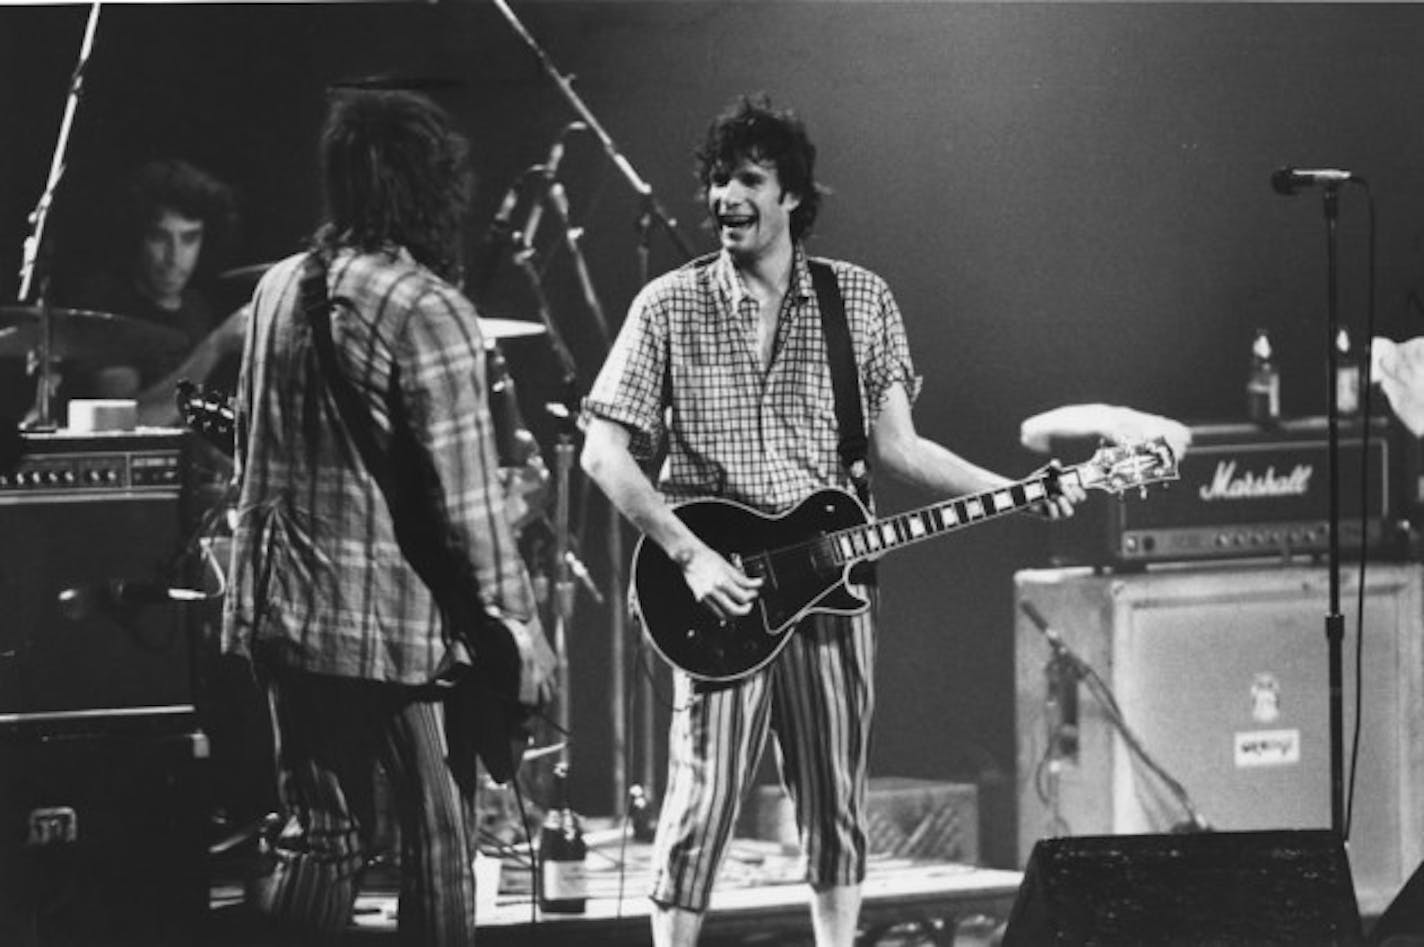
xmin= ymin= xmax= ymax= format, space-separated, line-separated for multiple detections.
xmin=314 ymin=89 xmax=472 ymax=282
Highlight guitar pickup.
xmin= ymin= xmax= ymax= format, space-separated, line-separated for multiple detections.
xmin=737 ymin=553 xmax=775 ymax=589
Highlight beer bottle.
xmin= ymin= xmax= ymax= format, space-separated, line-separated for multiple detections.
xmin=1335 ymin=327 xmax=1360 ymax=417
xmin=537 ymin=762 xmax=588 ymax=913
xmin=1247 ymin=329 xmax=1280 ymax=422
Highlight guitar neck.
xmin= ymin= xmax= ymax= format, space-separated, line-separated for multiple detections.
xmin=825 ymin=464 xmax=1091 ymax=566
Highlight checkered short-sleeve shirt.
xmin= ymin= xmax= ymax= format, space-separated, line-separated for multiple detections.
xmin=583 ymin=247 xmax=921 ymax=513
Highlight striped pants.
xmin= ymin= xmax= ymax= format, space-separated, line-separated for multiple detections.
xmin=650 ymin=599 xmax=876 ymax=912
xmin=249 ymin=668 xmax=478 ymax=946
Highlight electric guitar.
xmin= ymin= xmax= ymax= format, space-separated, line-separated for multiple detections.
xmin=632 ymin=439 xmax=1179 ymax=683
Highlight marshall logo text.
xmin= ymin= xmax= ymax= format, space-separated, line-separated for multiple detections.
xmin=1198 ymin=460 xmax=1313 ymax=502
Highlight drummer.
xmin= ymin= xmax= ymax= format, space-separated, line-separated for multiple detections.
xmin=58 ymin=158 xmax=247 ymax=425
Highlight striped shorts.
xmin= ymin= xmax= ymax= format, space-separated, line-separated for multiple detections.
xmin=249 ymin=669 xmax=479 ymax=945
xmin=649 ymin=599 xmax=877 ymax=912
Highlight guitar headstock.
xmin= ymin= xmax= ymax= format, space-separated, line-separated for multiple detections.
xmin=1081 ymin=437 xmax=1179 ymax=497
xmin=175 ymin=379 xmax=236 ymax=457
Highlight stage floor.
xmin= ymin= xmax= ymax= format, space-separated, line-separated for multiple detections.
xmin=210 ymin=832 xmax=1023 ymax=946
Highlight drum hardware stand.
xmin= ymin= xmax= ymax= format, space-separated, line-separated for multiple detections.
xmin=509 ymin=243 xmax=593 ymax=781
xmin=17 ymin=3 xmax=102 ymax=431
xmin=491 ymin=0 xmax=696 ymax=820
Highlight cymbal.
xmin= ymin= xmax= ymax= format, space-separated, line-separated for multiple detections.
xmin=328 ymin=74 xmax=463 ymax=92
xmin=218 ymin=260 xmax=277 ymax=282
xmin=0 ymin=305 xmax=187 ymax=364
xmin=479 ymin=317 xmax=545 ymax=341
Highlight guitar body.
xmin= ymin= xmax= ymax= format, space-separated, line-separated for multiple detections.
xmin=633 ymin=489 xmax=872 ymax=683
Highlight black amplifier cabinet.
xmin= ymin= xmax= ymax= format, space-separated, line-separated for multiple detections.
xmin=0 ymin=728 xmax=209 ymax=946
xmin=1049 ymin=416 xmax=1410 ymax=568
xmin=0 ymin=429 xmax=197 ymax=735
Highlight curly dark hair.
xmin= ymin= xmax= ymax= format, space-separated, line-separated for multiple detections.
xmin=694 ymin=93 xmax=823 ymax=242
xmin=122 ymin=158 xmax=238 ymax=266
xmin=315 ymin=89 xmax=472 ymax=282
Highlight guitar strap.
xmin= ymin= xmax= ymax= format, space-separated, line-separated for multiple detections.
xmin=809 ymin=259 xmax=869 ymax=502
xmin=298 ymin=251 xmax=519 ymax=789
xmin=809 ymin=258 xmax=877 ymax=586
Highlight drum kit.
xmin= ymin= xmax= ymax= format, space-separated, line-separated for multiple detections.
xmin=0 ymin=303 xmax=189 ymax=365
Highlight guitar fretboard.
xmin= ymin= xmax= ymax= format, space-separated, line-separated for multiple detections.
xmin=822 ymin=466 xmax=1089 ymax=566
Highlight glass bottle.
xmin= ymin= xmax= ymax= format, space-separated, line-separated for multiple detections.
xmin=1335 ymin=327 xmax=1360 ymax=418
xmin=538 ymin=762 xmax=588 ymax=914
xmin=1247 ymin=329 xmax=1280 ymax=422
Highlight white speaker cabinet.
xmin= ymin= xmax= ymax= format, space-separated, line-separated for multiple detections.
xmin=1014 ymin=562 xmax=1424 ymax=916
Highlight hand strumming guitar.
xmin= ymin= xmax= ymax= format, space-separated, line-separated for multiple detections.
xmin=674 ymin=542 xmax=764 ymax=621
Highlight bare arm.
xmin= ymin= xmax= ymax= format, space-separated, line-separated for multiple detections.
xmin=135 ymin=304 xmax=250 ymax=426
xmin=581 ymin=416 xmax=761 ymax=618
xmin=870 ymin=383 xmax=1082 ymax=517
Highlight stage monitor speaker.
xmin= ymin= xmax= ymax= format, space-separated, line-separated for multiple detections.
xmin=1015 ymin=563 xmax=1424 ymax=918
xmin=1369 ymin=860 xmax=1424 ymax=945
xmin=0 ymin=431 xmax=195 ymax=732
xmin=1004 ymin=830 xmax=1362 ymax=946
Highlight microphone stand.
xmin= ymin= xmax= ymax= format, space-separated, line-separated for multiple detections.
xmin=1320 ymin=182 xmax=1347 ymax=835
xmin=18 ymin=2 xmax=102 ymax=431
xmin=540 ymin=178 xmax=636 ymax=815
xmin=510 ymin=245 xmax=583 ymax=779
xmin=488 ymin=0 xmax=697 ymax=818
xmin=1020 ymin=602 xmax=1209 ymax=835
xmin=489 ymin=0 xmax=693 ymax=262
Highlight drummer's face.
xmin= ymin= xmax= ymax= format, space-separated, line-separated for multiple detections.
xmin=138 ymin=208 xmax=204 ymax=308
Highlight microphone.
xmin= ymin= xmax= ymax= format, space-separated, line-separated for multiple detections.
xmin=58 ymin=579 xmax=207 ymax=620
xmin=1020 ymin=601 xmax=1079 ymax=761
xmin=518 ymin=122 xmax=586 ymax=252
xmin=485 ymin=342 xmax=536 ymax=467
xmin=1271 ymin=166 xmax=1356 ymax=195
xmin=469 ymin=174 xmax=526 ymax=297
xmin=1019 ymin=600 xmax=1064 ymax=650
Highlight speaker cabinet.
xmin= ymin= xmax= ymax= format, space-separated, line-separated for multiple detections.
xmin=0 ymin=431 xmax=194 ymax=728
xmin=1015 ymin=563 xmax=1424 ymax=917
xmin=0 ymin=729 xmax=210 ymax=946
xmin=1004 ymin=830 xmax=1362 ymax=945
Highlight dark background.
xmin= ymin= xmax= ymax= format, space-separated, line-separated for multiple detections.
xmin=2 ymin=1 xmax=1421 ymax=868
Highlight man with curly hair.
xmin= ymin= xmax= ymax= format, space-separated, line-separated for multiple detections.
xmin=581 ymin=94 xmax=1081 ymax=946
xmin=224 ymin=88 xmax=556 ymax=945
xmin=63 ymin=157 xmax=247 ymax=424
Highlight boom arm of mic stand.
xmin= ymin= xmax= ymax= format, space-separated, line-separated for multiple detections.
xmin=488 ymin=0 xmax=693 ymax=261
xmin=545 ymin=185 xmax=612 ymax=348
xmin=18 ymin=3 xmax=102 ymax=431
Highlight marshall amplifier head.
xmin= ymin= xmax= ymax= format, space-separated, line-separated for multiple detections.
xmin=1048 ymin=416 xmax=1414 ymax=568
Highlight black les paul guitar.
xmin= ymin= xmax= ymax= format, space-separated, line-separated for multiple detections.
xmin=633 ymin=440 xmax=1179 ymax=683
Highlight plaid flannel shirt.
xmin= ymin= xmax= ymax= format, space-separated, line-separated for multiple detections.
xmin=222 ymin=247 xmax=538 ymax=684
